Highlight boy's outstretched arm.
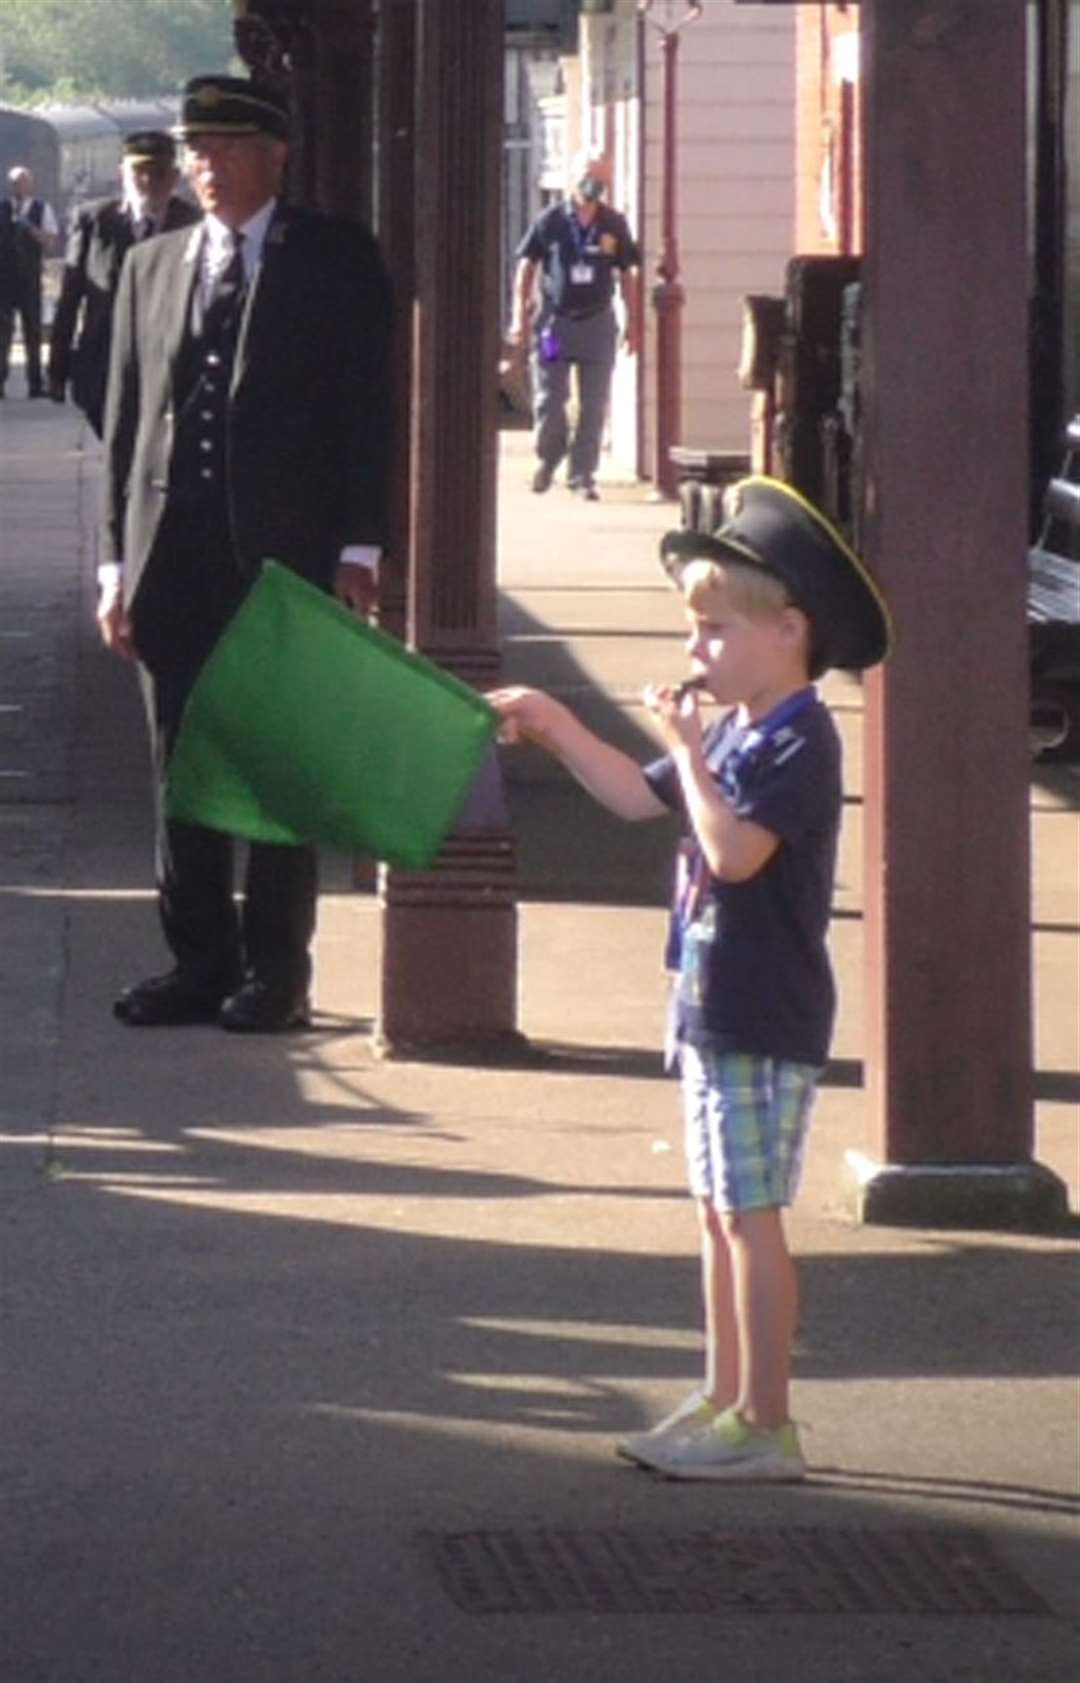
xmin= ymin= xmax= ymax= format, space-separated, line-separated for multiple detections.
xmin=488 ymin=686 xmax=667 ymax=822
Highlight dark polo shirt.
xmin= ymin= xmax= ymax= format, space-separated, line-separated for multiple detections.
xmin=516 ymin=199 xmax=639 ymax=319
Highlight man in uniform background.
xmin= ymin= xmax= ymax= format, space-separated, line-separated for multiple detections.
xmin=49 ymin=130 xmax=200 ymax=436
xmin=0 ymin=165 xmax=58 ymax=398
xmin=508 ymin=152 xmax=640 ymax=501
xmin=101 ymin=74 xmax=393 ymax=1034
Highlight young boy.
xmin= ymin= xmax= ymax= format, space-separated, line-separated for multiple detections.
xmin=489 ymin=478 xmax=890 ymax=1482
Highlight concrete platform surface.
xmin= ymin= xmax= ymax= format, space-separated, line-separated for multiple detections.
xmin=1 ymin=404 xmax=1077 ymax=1683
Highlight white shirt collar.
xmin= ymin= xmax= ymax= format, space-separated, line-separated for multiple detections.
xmin=203 ymin=198 xmax=277 ymax=280
xmin=124 ymin=193 xmax=154 ymax=228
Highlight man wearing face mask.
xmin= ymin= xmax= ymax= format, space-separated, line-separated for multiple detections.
xmin=49 ymin=131 xmax=200 ymax=436
xmin=508 ymin=153 xmax=640 ymax=501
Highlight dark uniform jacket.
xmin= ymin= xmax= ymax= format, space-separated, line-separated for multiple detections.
xmin=49 ymin=194 xmax=200 ymax=435
xmin=0 ymin=198 xmax=48 ymax=281
xmin=0 ymin=198 xmax=47 ymax=310
xmin=0 ymin=204 xmax=16 ymax=307
xmin=102 ymin=202 xmax=393 ymax=624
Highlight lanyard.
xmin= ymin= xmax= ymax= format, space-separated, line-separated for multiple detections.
xmin=568 ymin=205 xmax=595 ymax=258
xmin=675 ymin=687 xmax=816 ymax=931
xmin=719 ymin=686 xmax=816 ymax=796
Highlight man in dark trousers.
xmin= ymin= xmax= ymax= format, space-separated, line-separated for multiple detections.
xmin=0 ymin=165 xmax=58 ymax=398
xmin=101 ymin=74 xmax=393 ymax=1033
xmin=508 ymin=152 xmax=640 ymax=501
xmin=49 ymin=130 xmax=200 ymax=436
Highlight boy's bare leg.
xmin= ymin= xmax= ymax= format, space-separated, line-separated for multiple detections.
xmin=721 ymin=1206 xmax=797 ymax=1430
xmin=698 ymin=1199 xmax=739 ymax=1409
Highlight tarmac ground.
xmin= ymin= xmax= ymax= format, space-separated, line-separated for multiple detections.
xmin=1 ymin=389 xmax=1078 ymax=1683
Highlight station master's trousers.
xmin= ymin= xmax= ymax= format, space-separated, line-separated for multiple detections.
xmin=133 ymin=503 xmax=317 ymax=997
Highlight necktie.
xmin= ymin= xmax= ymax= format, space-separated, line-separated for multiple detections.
xmin=210 ymin=230 xmax=245 ymax=305
xmin=201 ymin=231 xmax=246 ymax=338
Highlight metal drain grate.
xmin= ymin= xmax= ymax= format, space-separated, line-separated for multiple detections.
xmin=422 ymin=1527 xmax=1049 ymax=1616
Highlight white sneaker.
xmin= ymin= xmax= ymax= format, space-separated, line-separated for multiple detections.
xmin=615 ymin=1389 xmax=718 ymax=1466
xmin=633 ymin=1406 xmax=806 ymax=1483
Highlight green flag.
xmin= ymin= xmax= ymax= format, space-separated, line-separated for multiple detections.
xmin=165 ymin=561 xmax=499 ymax=870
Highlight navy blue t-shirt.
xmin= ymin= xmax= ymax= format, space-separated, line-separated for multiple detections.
xmin=516 ymin=200 xmax=640 ymax=319
xmin=643 ymin=691 xmax=842 ymax=1068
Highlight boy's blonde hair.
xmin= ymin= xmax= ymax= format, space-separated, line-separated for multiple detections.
xmin=680 ymin=556 xmax=792 ymax=622
xmin=681 ymin=555 xmax=820 ymax=674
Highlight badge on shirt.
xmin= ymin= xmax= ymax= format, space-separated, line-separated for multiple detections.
xmin=570 ymin=262 xmax=595 ymax=285
xmin=600 ymin=233 xmax=618 ymax=256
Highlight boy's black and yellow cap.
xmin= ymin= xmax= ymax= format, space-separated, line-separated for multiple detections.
xmin=176 ymin=75 xmax=289 ymax=142
xmin=660 ymin=476 xmax=892 ymax=675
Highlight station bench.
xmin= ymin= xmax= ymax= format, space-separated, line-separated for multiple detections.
xmin=1029 ymin=418 xmax=1080 ymax=762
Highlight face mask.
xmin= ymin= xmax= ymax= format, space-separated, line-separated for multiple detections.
xmin=577 ymin=176 xmax=605 ymax=203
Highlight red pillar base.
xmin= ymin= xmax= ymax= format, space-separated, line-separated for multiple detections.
xmin=651 ymin=279 xmax=685 ymax=500
xmin=374 ymin=834 xmax=525 ymax=1059
xmin=844 ymin=1152 xmax=1069 ymax=1232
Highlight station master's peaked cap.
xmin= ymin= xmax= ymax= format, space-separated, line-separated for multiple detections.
xmin=123 ymin=129 xmax=177 ymax=165
xmin=176 ymin=74 xmax=289 ymax=142
xmin=660 ymin=476 xmax=892 ymax=675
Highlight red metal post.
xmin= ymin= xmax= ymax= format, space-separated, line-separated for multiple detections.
xmin=640 ymin=2 xmax=702 ymax=499
xmin=653 ymin=29 xmax=684 ymax=499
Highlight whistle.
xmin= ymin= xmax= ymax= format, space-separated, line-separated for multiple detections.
xmin=675 ymin=675 xmax=708 ymax=702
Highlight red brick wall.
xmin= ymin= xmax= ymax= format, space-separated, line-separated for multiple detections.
xmin=795 ymin=3 xmax=863 ymax=256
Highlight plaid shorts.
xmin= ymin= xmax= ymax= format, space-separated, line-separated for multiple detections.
xmin=679 ymin=1044 xmax=820 ymax=1211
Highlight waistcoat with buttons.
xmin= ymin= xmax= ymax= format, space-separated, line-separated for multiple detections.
xmin=170 ymin=275 xmax=246 ymax=525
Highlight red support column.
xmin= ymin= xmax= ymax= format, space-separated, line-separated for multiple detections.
xmin=232 ymin=2 xmax=375 ymax=219
xmin=854 ymin=0 xmax=1066 ymax=1226
xmin=373 ymin=0 xmax=416 ymax=646
xmin=375 ymin=0 xmax=521 ymax=1056
xmin=311 ymin=4 xmax=375 ymax=223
